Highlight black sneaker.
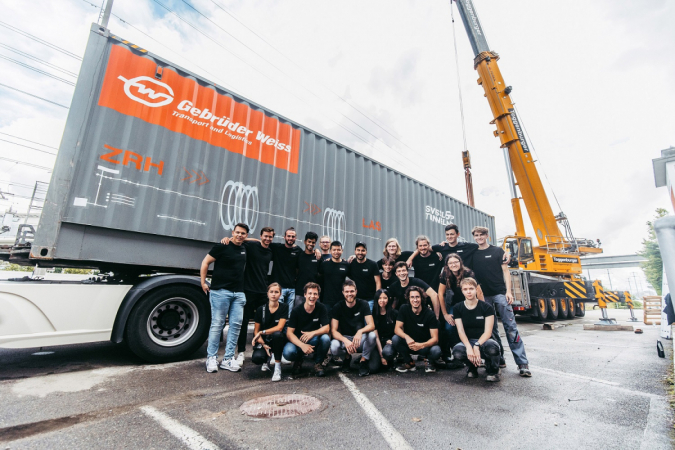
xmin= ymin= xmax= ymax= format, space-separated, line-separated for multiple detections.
xmin=447 ymin=359 xmax=465 ymax=370
xmin=358 ymin=359 xmax=370 ymax=377
xmin=342 ymin=355 xmax=352 ymax=373
xmin=396 ymin=361 xmax=416 ymax=373
xmin=291 ymin=358 xmax=303 ymax=376
xmin=499 ymin=357 xmax=507 ymax=368
xmin=518 ymin=364 xmax=532 ymax=377
xmin=314 ymin=363 xmax=326 ymax=377
xmin=486 ymin=373 xmax=500 ymax=382
xmin=424 ymin=359 xmax=437 ymax=373
xmin=466 ymin=367 xmax=479 ymax=378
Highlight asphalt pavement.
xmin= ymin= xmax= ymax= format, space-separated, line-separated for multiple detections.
xmin=1 ymin=309 xmax=672 ymax=449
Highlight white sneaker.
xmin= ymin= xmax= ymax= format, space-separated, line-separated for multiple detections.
xmin=219 ymin=357 xmax=241 ymax=372
xmin=236 ymin=352 xmax=245 ymax=367
xmin=206 ymin=356 xmax=218 ymax=373
xmin=281 ymin=355 xmax=291 ymax=365
xmin=272 ymin=363 xmax=282 ymax=382
xmin=261 ymin=362 xmax=270 ymax=372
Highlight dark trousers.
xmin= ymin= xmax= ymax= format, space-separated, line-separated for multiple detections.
xmin=368 ymin=342 xmax=395 ymax=373
xmin=251 ymin=331 xmax=286 ymax=363
xmin=452 ymin=338 xmax=500 ymax=375
xmin=392 ymin=335 xmax=442 ymax=363
xmin=237 ymin=291 xmax=268 ymax=353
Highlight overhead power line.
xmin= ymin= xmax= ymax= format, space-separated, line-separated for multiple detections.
xmin=0 ymin=132 xmax=58 ymax=150
xmin=0 ymin=155 xmax=52 ymax=171
xmin=0 ymin=138 xmax=58 ymax=156
xmin=0 ymin=20 xmax=82 ymax=60
xmin=0 ymin=54 xmax=76 ymax=86
xmin=0 ymin=82 xmax=70 ymax=109
xmin=0 ymin=43 xmax=79 ymax=77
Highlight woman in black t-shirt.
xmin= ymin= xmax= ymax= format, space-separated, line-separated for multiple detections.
xmin=438 ymin=254 xmax=483 ymax=328
xmin=379 ymin=257 xmax=396 ymax=290
xmin=451 ymin=278 xmax=501 ymax=381
xmin=251 ymin=283 xmax=289 ymax=382
xmin=376 ymin=238 xmax=413 ymax=272
xmin=370 ymin=289 xmax=398 ymax=372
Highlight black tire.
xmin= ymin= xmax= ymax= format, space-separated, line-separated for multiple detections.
xmin=566 ymin=299 xmax=576 ymax=319
xmin=125 ymin=285 xmax=210 ymax=363
xmin=575 ymin=301 xmax=586 ymax=317
xmin=534 ymin=298 xmax=548 ymax=321
xmin=546 ymin=298 xmax=559 ymax=320
xmin=557 ymin=298 xmax=569 ymax=319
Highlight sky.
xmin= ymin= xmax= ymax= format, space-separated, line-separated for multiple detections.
xmin=0 ymin=0 xmax=673 ymax=292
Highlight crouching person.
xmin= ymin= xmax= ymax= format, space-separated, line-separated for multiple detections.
xmin=330 ymin=280 xmax=377 ymax=377
xmin=371 ymin=289 xmax=398 ymax=373
xmin=452 ymin=278 xmax=501 ymax=381
xmin=282 ymin=282 xmax=331 ymax=377
xmin=251 ymin=283 xmax=288 ymax=382
xmin=393 ymin=286 xmax=442 ymax=373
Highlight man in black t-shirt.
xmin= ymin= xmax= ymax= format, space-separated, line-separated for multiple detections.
xmin=347 ymin=242 xmax=381 ymax=310
xmin=283 ymin=282 xmax=331 ymax=377
xmin=407 ymin=235 xmax=444 ymax=291
xmin=393 ymin=286 xmax=442 ymax=373
xmin=201 ymin=223 xmax=249 ymax=374
xmin=318 ymin=241 xmax=350 ymax=309
xmin=270 ymin=227 xmax=301 ymax=314
xmin=319 ymin=235 xmax=332 ymax=261
xmin=330 ymin=280 xmax=377 ymax=377
xmin=471 ymin=226 xmax=531 ymax=377
xmin=388 ymin=262 xmax=439 ymax=316
xmin=432 ymin=224 xmax=480 ymax=269
xmin=295 ymin=231 xmax=320 ymax=305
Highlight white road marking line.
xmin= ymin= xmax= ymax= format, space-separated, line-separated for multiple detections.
xmin=529 ymin=366 xmax=620 ymax=386
xmin=338 ymin=373 xmax=413 ymax=450
xmin=141 ymin=405 xmax=219 ymax=450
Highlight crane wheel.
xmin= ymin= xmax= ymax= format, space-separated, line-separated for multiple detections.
xmin=547 ymin=298 xmax=559 ymax=320
xmin=566 ymin=299 xmax=576 ymax=319
xmin=534 ymin=298 xmax=548 ymax=321
xmin=575 ymin=301 xmax=586 ymax=317
xmin=558 ymin=298 xmax=568 ymax=319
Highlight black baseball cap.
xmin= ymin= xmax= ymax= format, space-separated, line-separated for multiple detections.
xmin=355 ymin=241 xmax=367 ymax=250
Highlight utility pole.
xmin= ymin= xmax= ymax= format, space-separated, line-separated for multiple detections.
xmin=99 ymin=0 xmax=114 ymax=28
xmin=606 ymin=269 xmax=613 ymax=290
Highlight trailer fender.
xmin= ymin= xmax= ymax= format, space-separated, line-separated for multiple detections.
xmin=110 ymin=274 xmax=203 ymax=343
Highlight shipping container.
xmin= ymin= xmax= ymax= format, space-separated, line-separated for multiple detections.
xmin=26 ymin=23 xmax=495 ymax=273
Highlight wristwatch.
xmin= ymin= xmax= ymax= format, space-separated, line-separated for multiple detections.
xmin=473 ymin=342 xmax=481 ymax=348
xmin=262 ymin=330 xmax=266 ymax=335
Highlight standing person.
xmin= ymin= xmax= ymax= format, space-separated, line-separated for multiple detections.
xmin=270 ymin=227 xmax=301 ymax=314
xmin=371 ymin=289 xmax=398 ymax=373
xmin=319 ymin=235 xmax=332 ymax=261
xmin=295 ymin=232 xmax=320 ymax=305
xmin=407 ymin=235 xmax=444 ymax=291
xmin=379 ymin=257 xmax=396 ymax=290
xmin=376 ymin=238 xmax=413 ymax=272
xmin=393 ymin=286 xmax=442 ymax=373
xmin=388 ymin=262 xmax=439 ymax=316
xmin=431 ymin=224 xmax=480 ymax=268
xmin=452 ymin=278 xmax=501 ymax=381
xmin=251 ymin=283 xmax=288 ymax=382
xmin=330 ymin=280 xmax=377 ymax=377
xmin=347 ymin=242 xmax=381 ymax=310
xmin=202 ymin=223 xmax=249 ymax=373
xmin=471 ymin=226 xmax=531 ymax=377
xmin=235 ymin=226 xmax=274 ymax=367
xmin=318 ymin=241 xmax=350 ymax=310
xmin=283 ymin=282 xmax=331 ymax=377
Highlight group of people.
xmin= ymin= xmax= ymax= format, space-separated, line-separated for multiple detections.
xmin=200 ymin=223 xmax=531 ymax=383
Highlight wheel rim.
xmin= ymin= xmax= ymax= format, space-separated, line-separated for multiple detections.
xmin=579 ymin=302 xmax=585 ymax=312
xmin=549 ymin=299 xmax=557 ymax=312
xmin=560 ymin=299 xmax=567 ymax=313
xmin=538 ymin=299 xmax=546 ymax=315
xmin=568 ymin=299 xmax=575 ymax=313
xmin=146 ymin=297 xmax=199 ymax=347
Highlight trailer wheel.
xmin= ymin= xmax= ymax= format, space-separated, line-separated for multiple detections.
xmin=547 ymin=298 xmax=559 ymax=320
xmin=125 ymin=285 xmax=210 ymax=363
xmin=558 ymin=298 xmax=569 ymax=319
xmin=534 ymin=298 xmax=548 ymax=321
xmin=566 ymin=299 xmax=576 ymax=319
xmin=575 ymin=301 xmax=586 ymax=317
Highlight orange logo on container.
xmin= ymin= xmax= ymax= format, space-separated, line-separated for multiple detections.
xmin=98 ymin=45 xmax=301 ymax=174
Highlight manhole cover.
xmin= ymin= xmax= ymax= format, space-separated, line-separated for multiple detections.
xmin=240 ymin=394 xmax=321 ymax=419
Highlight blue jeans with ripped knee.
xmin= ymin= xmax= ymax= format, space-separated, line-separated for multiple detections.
xmin=484 ymin=294 xmax=528 ymax=365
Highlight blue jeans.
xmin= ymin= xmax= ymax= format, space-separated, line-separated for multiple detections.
xmin=484 ymin=294 xmax=528 ymax=365
xmin=392 ymin=335 xmax=442 ymax=363
xmin=282 ymin=334 xmax=330 ymax=364
xmin=452 ymin=338 xmax=500 ymax=375
xmin=206 ymin=289 xmax=246 ymax=360
xmin=280 ymin=288 xmax=295 ymax=317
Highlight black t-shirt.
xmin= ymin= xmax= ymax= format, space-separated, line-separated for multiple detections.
xmin=440 ymin=268 xmax=476 ymax=306
xmin=411 ymin=252 xmax=444 ymax=292
xmin=453 ymin=300 xmax=495 ymax=340
xmin=376 ymin=251 xmax=413 ymax=272
xmin=254 ymin=302 xmax=289 ymax=330
xmin=331 ymin=299 xmax=372 ymax=337
xmin=388 ymin=277 xmax=431 ymax=310
xmin=243 ymin=241 xmax=273 ymax=293
xmin=471 ymin=245 xmax=507 ymax=296
xmin=287 ymin=302 xmax=330 ymax=338
xmin=380 ymin=274 xmax=395 ymax=291
xmin=270 ymin=243 xmax=301 ymax=288
xmin=318 ymin=259 xmax=350 ymax=308
xmin=397 ymin=304 xmax=438 ymax=343
xmin=432 ymin=242 xmax=479 ymax=270
xmin=295 ymin=251 xmax=320 ymax=296
xmin=348 ymin=258 xmax=380 ymax=300
xmin=208 ymin=242 xmax=247 ymax=291
xmin=373 ymin=309 xmax=398 ymax=344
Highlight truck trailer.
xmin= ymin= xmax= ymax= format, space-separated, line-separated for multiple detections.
xmin=0 ymin=23 xmax=495 ymax=362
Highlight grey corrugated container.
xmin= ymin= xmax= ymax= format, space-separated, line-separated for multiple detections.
xmin=30 ymin=24 xmax=495 ymax=273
